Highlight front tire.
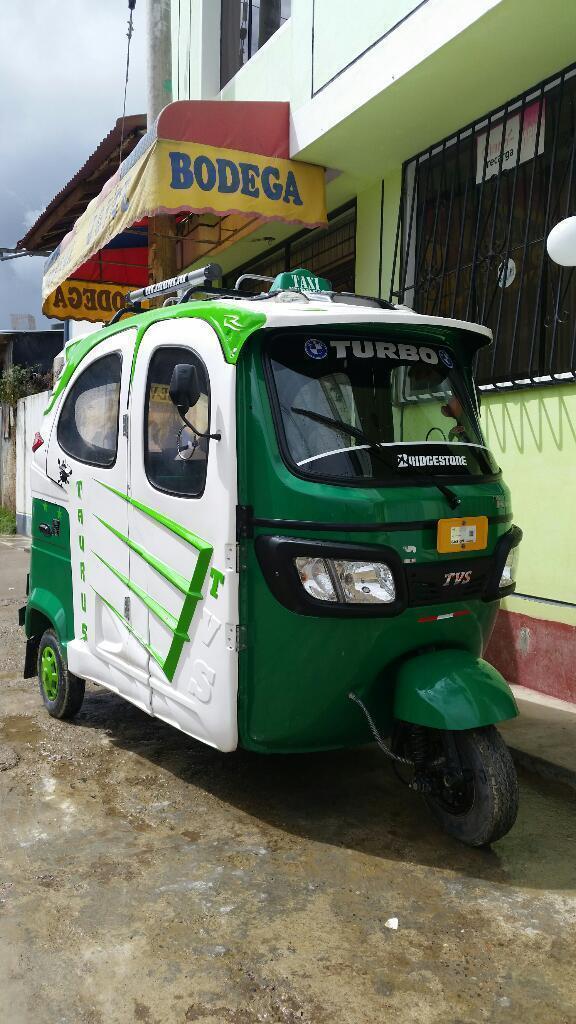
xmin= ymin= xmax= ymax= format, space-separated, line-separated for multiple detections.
xmin=424 ymin=726 xmax=519 ymax=847
xmin=38 ymin=630 xmax=85 ymax=720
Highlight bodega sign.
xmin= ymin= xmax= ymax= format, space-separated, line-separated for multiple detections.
xmin=157 ymin=140 xmax=326 ymax=224
xmin=169 ymin=152 xmax=303 ymax=207
xmin=43 ymin=136 xmax=327 ymax=306
xmin=43 ymin=280 xmax=147 ymax=324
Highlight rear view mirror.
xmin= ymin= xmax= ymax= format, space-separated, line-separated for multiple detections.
xmin=169 ymin=363 xmax=201 ymax=415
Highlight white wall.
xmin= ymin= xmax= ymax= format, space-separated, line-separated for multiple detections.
xmin=16 ymin=390 xmax=50 ymax=535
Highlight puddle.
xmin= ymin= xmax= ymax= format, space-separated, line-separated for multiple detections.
xmin=0 ymin=714 xmax=43 ymax=745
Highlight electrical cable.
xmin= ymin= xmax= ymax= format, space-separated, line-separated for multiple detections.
xmin=118 ymin=0 xmax=137 ymax=168
xmin=187 ymin=0 xmax=192 ymax=99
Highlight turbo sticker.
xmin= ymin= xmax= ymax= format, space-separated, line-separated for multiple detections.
xmin=305 ymin=339 xmax=444 ymax=363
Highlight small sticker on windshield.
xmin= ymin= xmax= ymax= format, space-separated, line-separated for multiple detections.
xmin=397 ymin=452 xmax=467 ymax=468
xmin=304 ymin=338 xmax=328 ymax=359
xmin=438 ymin=349 xmax=455 ymax=368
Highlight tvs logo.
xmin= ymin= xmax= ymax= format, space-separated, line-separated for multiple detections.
xmin=443 ymin=571 xmax=472 ymax=586
xmin=304 ymin=338 xmax=328 ymax=359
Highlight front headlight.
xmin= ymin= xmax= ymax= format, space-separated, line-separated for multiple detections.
xmin=499 ymin=545 xmax=520 ymax=588
xmin=295 ymin=557 xmax=396 ymax=604
xmin=294 ymin=556 xmax=337 ymax=602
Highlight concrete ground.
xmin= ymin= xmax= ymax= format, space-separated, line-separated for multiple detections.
xmin=501 ymin=687 xmax=576 ymax=791
xmin=1 ymin=537 xmax=576 ymax=1024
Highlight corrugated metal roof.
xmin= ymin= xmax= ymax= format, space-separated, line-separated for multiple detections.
xmin=19 ymin=114 xmax=147 ymax=253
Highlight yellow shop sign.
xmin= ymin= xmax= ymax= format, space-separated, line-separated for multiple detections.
xmin=43 ymin=280 xmax=144 ymax=323
xmin=43 ymin=138 xmax=327 ymax=303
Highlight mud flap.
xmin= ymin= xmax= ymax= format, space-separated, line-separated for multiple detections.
xmin=23 ymin=636 xmax=40 ymax=679
xmin=393 ymin=649 xmax=519 ymax=730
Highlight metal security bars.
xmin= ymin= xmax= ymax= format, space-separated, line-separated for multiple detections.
xmin=390 ymin=64 xmax=576 ymax=389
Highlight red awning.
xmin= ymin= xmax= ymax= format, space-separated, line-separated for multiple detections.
xmin=43 ymin=100 xmax=327 ymax=319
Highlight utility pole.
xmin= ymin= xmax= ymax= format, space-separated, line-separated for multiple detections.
xmin=146 ymin=0 xmax=176 ymax=289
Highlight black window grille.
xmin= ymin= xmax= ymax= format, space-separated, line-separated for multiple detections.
xmin=221 ymin=0 xmax=291 ymax=89
xmin=390 ymin=63 xmax=576 ymax=389
xmin=224 ymin=202 xmax=357 ymax=293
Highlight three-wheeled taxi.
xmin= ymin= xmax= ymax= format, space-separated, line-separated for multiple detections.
xmin=21 ymin=264 xmax=522 ymax=846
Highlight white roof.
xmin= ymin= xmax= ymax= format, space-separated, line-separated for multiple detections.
xmin=226 ymin=293 xmax=493 ymax=341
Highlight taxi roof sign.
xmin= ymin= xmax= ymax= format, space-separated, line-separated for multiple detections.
xmin=270 ymin=268 xmax=332 ymax=293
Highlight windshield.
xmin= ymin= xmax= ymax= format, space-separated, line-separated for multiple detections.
xmin=265 ymin=332 xmax=499 ymax=483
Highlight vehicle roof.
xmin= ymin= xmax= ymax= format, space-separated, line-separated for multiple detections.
xmin=46 ymin=293 xmax=491 ymax=415
xmin=208 ymin=293 xmax=492 ymax=336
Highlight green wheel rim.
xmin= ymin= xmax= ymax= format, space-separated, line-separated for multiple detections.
xmin=40 ymin=646 xmax=59 ymax=701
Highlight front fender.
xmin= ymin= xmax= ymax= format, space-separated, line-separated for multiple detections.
xmin=393 ymin=649 xmax=518 ymax=730
xmin=25 ymin=586 xmax=73 ymax=652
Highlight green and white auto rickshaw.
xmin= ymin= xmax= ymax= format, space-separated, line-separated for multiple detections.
xmin=21 ymin=264 xmax=521 ymax=846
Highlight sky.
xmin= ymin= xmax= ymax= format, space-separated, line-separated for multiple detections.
xmin=0 ymin=0 xmax=147 ymax=330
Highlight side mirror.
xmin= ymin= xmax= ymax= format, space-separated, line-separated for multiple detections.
xmin=547 ymin=216 xmax=576 ymax=267
xmin=169 ymin=363 xmax=201 ymax=415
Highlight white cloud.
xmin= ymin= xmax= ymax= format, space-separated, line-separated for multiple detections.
xmin=22 ymin=208 xmax=45 ymax=230
xmin=0 ymin=0 xmax=147 ymax=326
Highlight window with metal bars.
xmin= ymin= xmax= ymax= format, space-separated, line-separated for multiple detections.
xmin=390 ymin=63 xmax=576 ymax=389
xmin=224 ymin=202 xmax=357 ymax=293
xmin=220 ymin=0 xmax=291 ymax=89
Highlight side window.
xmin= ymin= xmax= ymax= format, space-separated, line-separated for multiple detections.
xmin=57 ymin=353 xmax=122 ymax=467
xmin=144 ymin=346 xmax=210 ymax=498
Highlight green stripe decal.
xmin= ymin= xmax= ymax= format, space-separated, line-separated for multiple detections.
xmin=94 ymin=590 xmax=164 ymax=670
xmin=95 ymin=517 xmax=189 ymax=594
xmin=93 ymin=552 xmax=186 ymax=637
xmin=95 ymin=482 xmax=214 ymax=682
xmin=98 ymin=482 xmax=212 ymax=553
xmin=129 ymin=334 xmax=144 ymax=384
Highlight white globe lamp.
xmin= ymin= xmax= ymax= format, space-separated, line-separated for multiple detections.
xmin=547 ymin=216 xmax=576 ymax=267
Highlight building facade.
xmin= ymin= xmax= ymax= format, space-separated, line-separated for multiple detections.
xmin=169 ymin=0 xmax=576 ymax=700
xmin=0 ymin=327 xmax=64 ymax=516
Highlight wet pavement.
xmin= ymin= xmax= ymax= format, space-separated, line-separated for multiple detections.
xmin=1 ymin=537 xmax=576 ymax=1024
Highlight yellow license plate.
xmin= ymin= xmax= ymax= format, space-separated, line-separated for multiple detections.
xmin=437 ymin=516 xmax=488 ymax=553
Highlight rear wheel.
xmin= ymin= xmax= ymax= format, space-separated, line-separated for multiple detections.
xmin=38 ymin=630 xmax=85 ymax=720
xmin=423 ymin=726 xmax=519 ymax=846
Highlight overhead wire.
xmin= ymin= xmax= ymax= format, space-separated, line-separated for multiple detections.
xmin=118 ymin=0 xmax=137 ymax=168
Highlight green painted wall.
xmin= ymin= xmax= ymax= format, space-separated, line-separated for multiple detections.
xmin=481 ymin=386 xmax=576 ymax=626
xmin=312 ymin=0 xmax=427 ymax=92
xmin=355 ymin=171 xmax=403 ymax=301
xmin=355 ymin=181 xmax=382 ymax=298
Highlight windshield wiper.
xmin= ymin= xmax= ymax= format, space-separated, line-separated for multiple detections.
xmin=291 ymin=406 xmax=461 ymax=510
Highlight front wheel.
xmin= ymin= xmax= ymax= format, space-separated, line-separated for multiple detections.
xmin=423 ymin=726 xmax=519 ymax=847
xmin=38 ymin=629 xmax=85 ymax=720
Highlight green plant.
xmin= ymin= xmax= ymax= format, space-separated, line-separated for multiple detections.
xmin=0 ymin=364 xmax=52 ymax=408
xmin=0 ymin=506 xmax=16 ymax=534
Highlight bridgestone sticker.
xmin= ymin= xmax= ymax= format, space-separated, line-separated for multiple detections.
xmin=397 ymin=453 xmax=467 ymax=468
